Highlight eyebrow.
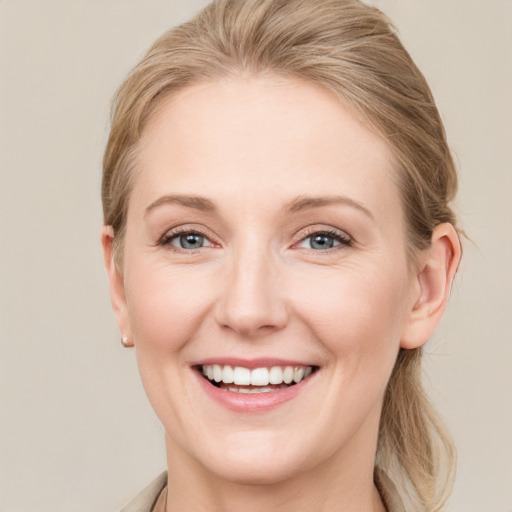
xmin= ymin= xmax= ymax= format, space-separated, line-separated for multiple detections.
xmin=144 ymin=193 xmax=373 ymax=219
xmin=285 ymin=195 xmax=374 ymax=219
xmin=145 ymin=194 xmax=216 ymax=216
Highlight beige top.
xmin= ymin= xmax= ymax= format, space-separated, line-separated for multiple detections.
xmin=120 ymin=469 xmax=406 ymax=512
xmin=120 ymin=472 xmax=167 ymax=512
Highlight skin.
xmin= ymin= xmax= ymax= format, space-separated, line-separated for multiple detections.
xmin=102 ymin=75 xmax=460 ymax=512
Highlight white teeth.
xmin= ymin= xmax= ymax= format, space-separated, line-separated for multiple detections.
xmin=222 ymin=365 xmax=234 ymax=384
xmin=269 ymin=366 xmax=283 ymax=384
xmin=283 ymin=366 xmax=294 ymax=384
xmin=223 ymin=383 xmax=290 ymax=393
xmin=201 ymin=364 xmax=315 ymax=389
xmin=293 ymin=367 xmax=305 ymax=383
xmin=233 ymin=366 xmax=251 ymax=386
xmin=251 ymin=367 xmax=269 ymax=386
xmin=213 ymin=364 xmax=222 ymax=382
xmin=238 ymin=386 xmax=273 ymax=394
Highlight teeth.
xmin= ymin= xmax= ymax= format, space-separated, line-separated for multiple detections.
xmin=233 ymin=366 xmax=251 ymax=386
xmin=251 ymin=367 xmax=269 ymax=386
xmin=225 ymin=384 xmax=290 ymax=394
xmin=201 ymin=364 xmax=314 ymax=388
xmin=213 ymin=364 xmax=222 ymax=382
xmin=283 ymin=366 xmax=294 ymax=384
xmin=222 ymin=365 xmax=234 ymax=384
xmin=238 ymin=386 xmax=272 ymax=394
xmin=269 ymin=366 xmax=283 ymax=384
xmin=293 ymin=367 xmax=305 ymax=383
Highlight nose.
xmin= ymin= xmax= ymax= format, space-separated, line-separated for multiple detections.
xmin=215 ymin=245 xmax=288 ymax=338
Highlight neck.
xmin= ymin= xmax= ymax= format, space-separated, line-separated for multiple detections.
xmin=164 ymin=433 xmax=386 ymax=512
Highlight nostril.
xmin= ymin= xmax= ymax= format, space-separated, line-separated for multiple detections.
xmin=214 ymin=270 xmax=288 ymax=336
xmin=217 ymin=310 xmax=288 ymax=338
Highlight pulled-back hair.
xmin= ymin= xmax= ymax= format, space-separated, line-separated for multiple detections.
xmin=102 ymin=1 xmax=459 ymax=509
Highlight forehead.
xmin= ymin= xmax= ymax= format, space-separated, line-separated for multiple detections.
xmin=134 ymin=75 xmax=401 ymax=223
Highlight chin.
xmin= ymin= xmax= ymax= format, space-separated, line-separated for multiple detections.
xmin=206 ymin=456 xmax=304 ymax=486
xmin=189 ymin=434 xmax=312 ymax=486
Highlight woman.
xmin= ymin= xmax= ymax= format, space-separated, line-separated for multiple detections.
xmin=101 ymin=0 xmax=461 ymax=510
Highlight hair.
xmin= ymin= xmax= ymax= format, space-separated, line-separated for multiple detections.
xmin=102 ymin=0 xmax=459 ymax=509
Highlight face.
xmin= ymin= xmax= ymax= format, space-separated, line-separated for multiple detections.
xmin=111 ymin=75 xmax=420 ymax=485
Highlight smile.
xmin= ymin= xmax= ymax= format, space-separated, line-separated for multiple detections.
xmin=200 ymin=364 xmax=316 ymax=393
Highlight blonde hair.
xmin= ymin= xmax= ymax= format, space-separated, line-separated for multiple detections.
xmin=102 ymin=0 xmax=459 ymax=509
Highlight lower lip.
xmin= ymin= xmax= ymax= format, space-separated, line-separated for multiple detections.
xmin=193 ymin=369 xmax=314 ymax=413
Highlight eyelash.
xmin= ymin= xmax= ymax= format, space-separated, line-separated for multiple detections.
xmin=159 ymin=227 xmax=352 ymax=253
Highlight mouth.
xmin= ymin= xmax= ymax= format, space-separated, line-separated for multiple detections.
xmin=196 ymin=364 xmax=318 ymax=394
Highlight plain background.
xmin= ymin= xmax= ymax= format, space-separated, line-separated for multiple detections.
xmin=0 ymin=1 xmax=511 ymax=511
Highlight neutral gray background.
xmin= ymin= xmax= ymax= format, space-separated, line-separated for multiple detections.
xmin=0 ymin=1 xmax=511 ymax=511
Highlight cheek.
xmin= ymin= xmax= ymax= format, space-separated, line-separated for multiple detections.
xmin=122 ymin=261 xmax=218 ymax=432
xmin=293 ymin=263 xmax=409 ymax=364
xmin=124 ymin=261 xmax=215 ymax=353
xmin=291 ymin=265 xmax=410 ymax=434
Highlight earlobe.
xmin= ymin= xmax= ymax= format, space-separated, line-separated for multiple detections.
xmin=401 ymin=223 xmax=461 ymax=350
xmin=101 ymin=226 xmax=133 ymax=345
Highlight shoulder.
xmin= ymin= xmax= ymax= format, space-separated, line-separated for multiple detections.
xmin=119 ymin=472 xmax=168 ymax=512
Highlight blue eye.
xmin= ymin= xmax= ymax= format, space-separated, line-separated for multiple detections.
xmin=297 ymin=231 xmax=351 ymax=251
xmin=175 ymin=233 xmax=206 ymax=249
xmin=162 ymin=230 xmax=213 ymax=250
xmin=309 ymin=234 xmax=337 ymax=250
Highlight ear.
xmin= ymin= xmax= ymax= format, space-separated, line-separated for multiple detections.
xmin=101 ymin=226 xmax=133 ymax=347
xmin=401 ymin=223 xmax=461 ymax=349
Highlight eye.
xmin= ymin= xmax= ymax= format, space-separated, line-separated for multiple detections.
xmin=296 ymin=230 xmax=351 ymax=251
xmin=161 ymin=229 xmax=213 ymax=250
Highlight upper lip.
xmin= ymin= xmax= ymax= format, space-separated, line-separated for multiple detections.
xmin=192 ymin=357 xmax=317 ymax=369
